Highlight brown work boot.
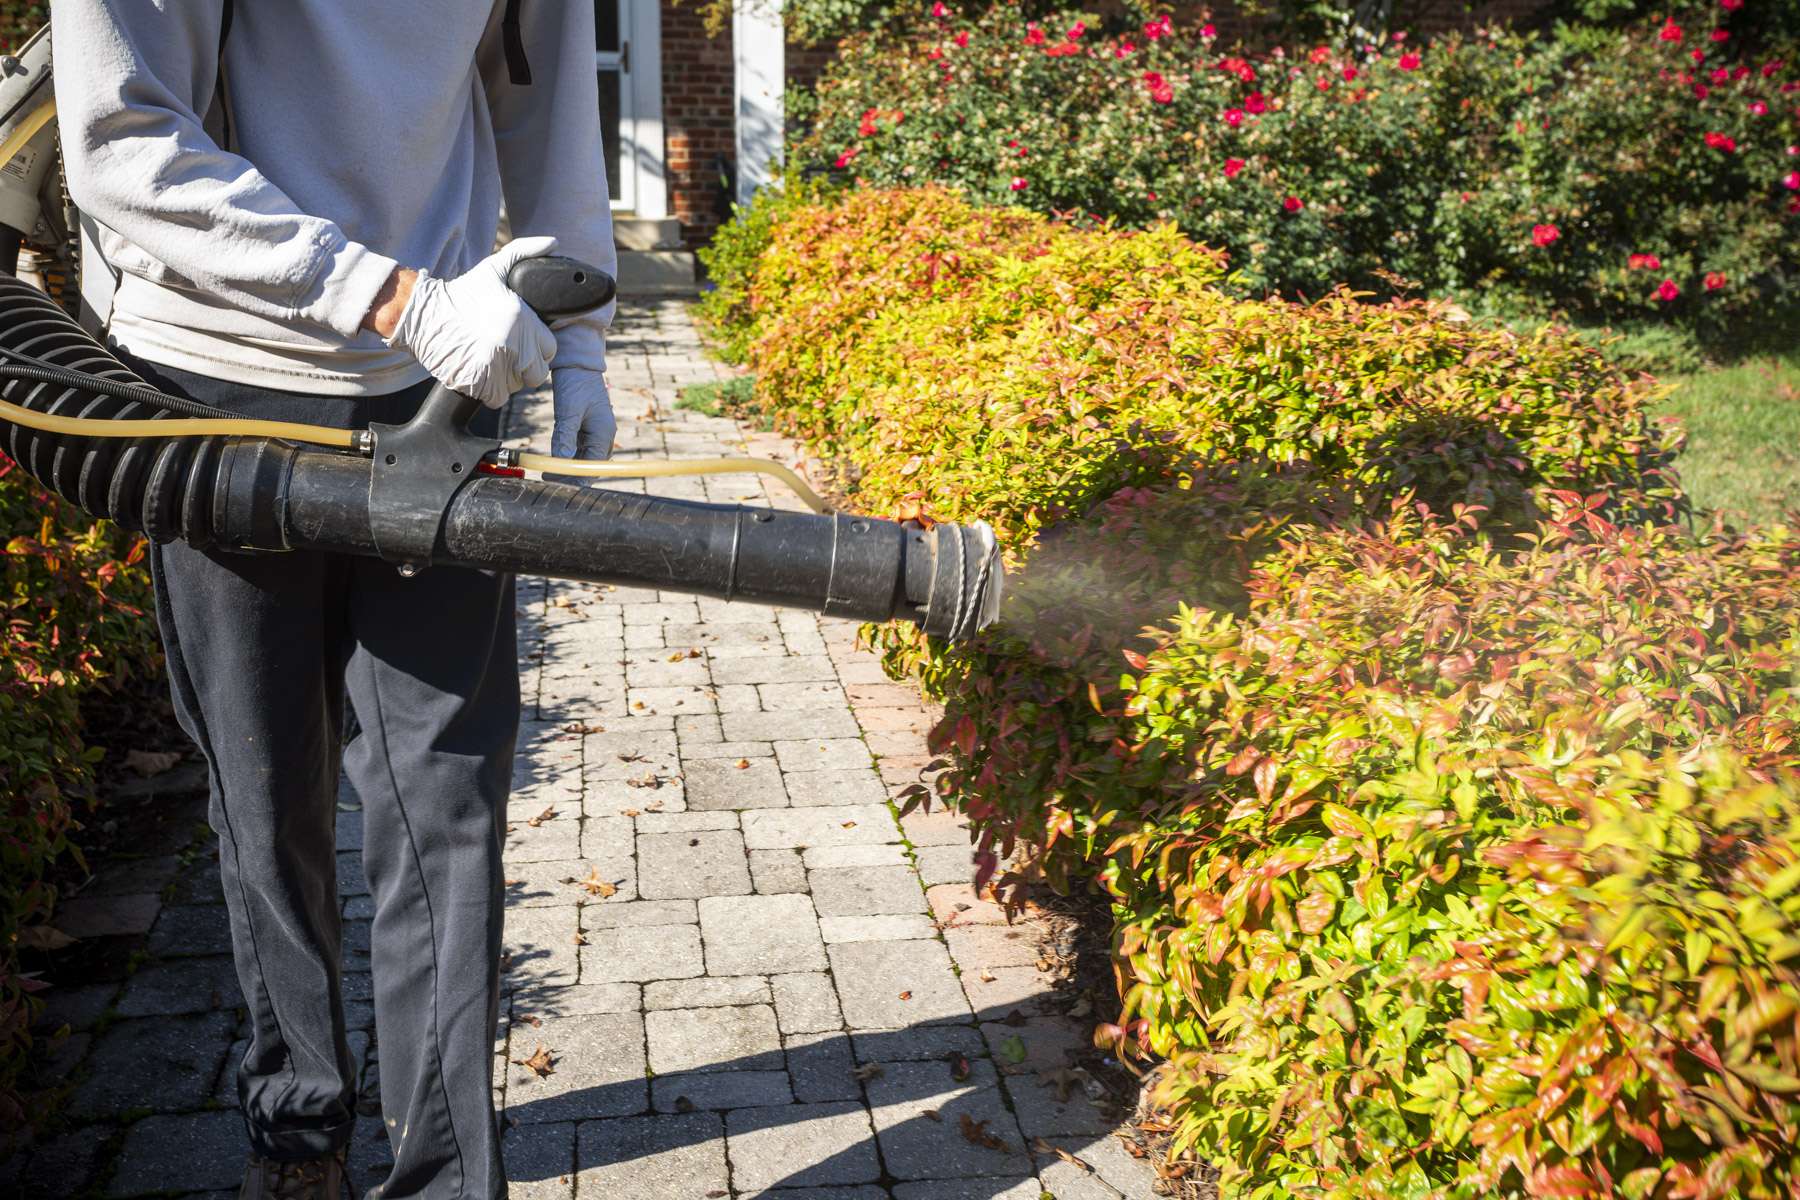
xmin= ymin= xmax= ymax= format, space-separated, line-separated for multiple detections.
xmin=238 ymin=1149 xmax=347 ymax=1199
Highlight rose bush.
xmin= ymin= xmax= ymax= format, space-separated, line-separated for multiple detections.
xmin=702 ymin=181 xmax=1800 ymax=1194
xmin=798 ymin=5 xmax=1800 ymax=331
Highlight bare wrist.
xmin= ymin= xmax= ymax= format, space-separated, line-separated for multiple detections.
xmin=363 ymin=267 xmax=418 ymax=339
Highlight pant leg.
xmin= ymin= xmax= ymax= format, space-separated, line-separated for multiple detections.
xmin=151 ymin=535 xmax=359 ymax=1160
xmin=344 ymin=555 xmax=518 ymax=1200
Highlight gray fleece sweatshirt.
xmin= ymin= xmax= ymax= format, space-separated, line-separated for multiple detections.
xmin=53 ymin=0 xmax=616 ymax=396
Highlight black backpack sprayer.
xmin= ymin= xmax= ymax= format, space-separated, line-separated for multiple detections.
xmin=0 ymin=33 xmax=1003 ymax=640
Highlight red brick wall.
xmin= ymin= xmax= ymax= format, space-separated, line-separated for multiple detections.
xmin=662 ymin=2 xmax=737 ymax=250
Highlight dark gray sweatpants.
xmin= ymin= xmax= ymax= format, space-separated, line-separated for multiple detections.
xmin=123 ymin=352 xmax=518 ymax=1199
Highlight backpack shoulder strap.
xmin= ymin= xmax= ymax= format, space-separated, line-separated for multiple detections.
xmin=502 ymin=0 xmax=532 ymax=86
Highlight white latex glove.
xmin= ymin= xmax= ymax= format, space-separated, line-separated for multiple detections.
xmin=551 ymin=366 xmax=616 ymax=461
xmin=384 ymin=236 xmax=561 ymax=409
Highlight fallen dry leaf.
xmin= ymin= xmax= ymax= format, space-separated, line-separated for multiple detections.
xmin=512 ymin=1044 xmax=555 ymax=1078
xmin=735 ymin=759 xmax=750 ymax=770
xmin=123 ymin=748 xmax=182 ymax=777
xmin=525 ymin=806 xmax=556 ymax=828
xmin=570 ymin=932 xmax=587 ymax=945
xmin=949 ymin=1052 xmax=971 ymax=1082
xmin=521 ymin=1014 xmax=542 ymax=1028
xmin=620 ymin=808 xmax=640 ymax=817
xmin=977 ymin=969 xmax=996 ymax=983
xmin=1030 ymin=1138 xmax=1093 ymax=1172
xmin=1039 ymin=1067 xmax=1083 ymax=1104
xmin=897 ymin=990 xmax=913 ymax=1002
xmin=17 ymin=925 xmax=75 ymax=951
xmin=923 ymin=1108 xmax=942 ymax=1122
xmin=571 ymin=867 xmax=619 ymax=899
xmin=841 ymin=821 xmax=857 ymax=829
xmin=618 ymin=752 xmax=648 ymax=763
xmin=958 ymin=1113 xmax=1008 ymax=1153
xmin=851 ymin=1063 xmax=883 ymax=1082
xmin=563 ymin=721 xmax=605 ymax=734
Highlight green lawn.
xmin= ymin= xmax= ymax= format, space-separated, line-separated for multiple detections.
xmin=1655 ymin=348 xmax=1800 ymax=527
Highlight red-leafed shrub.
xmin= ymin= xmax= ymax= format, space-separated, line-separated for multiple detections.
xmin=701 ymin=181 xmax=1800 ymax=1194
xmin=0 ymin=458 xmax=155 ymax=1123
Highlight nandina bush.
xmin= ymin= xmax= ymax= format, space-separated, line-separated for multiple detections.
xmin=1106 ymin=509 xmax=1800 ymax=1196
xmin=709 ymin=181 xmax=1800 ymax=1193
xmin=0 ymin=458 xmax=155 ymax=1123
xmin=731 ymin=184 xmax=1681 ymax=548
xmin=800 ymin=6 xmax=1800 ymax=330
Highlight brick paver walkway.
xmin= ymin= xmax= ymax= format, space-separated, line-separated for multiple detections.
xmin=5 ymin=300 xmax=1156 ymax=1199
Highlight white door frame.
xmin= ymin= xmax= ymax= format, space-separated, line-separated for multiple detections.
xmin=596 ymin=0 xmax=668 ymax=219
xmin=733 ymin=0 xmax=784 ymax=209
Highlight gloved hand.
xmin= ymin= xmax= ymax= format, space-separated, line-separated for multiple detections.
xmin=383 ymin=236 xmax=560 ymax=409
xmin=551 ymin=365 xmax=616 ymax=460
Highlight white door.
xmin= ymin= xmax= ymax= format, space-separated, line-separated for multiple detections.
xmin=595 ymin=0 xmax=635 ymax=212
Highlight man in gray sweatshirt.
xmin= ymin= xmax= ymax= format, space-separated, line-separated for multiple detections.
xmin=52 ymin=3 xmax=618 ymax=1196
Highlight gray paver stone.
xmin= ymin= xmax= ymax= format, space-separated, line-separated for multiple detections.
xmin=809 ymin=866 xmax=927 ymax=918
xmin=785 ymin=1032 xmax=861 ymax=1104
xmin=821 ymin=915 xmax=938 ymax=943
xmin=1036 ymin=1135 xmax=1157 ymax=1200
xmin=643 ymin=975 xmax=770 ymax=1010
xmin=742 ymin=806 xmax=897 ymax=851
xmin=574 ymin=1113 xmax=726 ymax=1198
xmin=13 ymin=1128 xmax=106 ymax=1196
xmin=53 ymin=893 xmax=160 ymax=939
xmin=945 ymin=924 xmax=1042 ymax=971
xmin=722 ymin=708 xmax=859 ymax=742
xmin=106 ymin=1111 xmax=245 ymax=1196
xmin=914 ymin=844 xmax=979 ymax=887
xmin=830 ymin=940 xmax=971 ymax=1030
xmin=698 ymin=894 xmax=825 ymax=975
xmin=724 ymin=1101 xmax=881 ymax=1192
xmin=500 ymin=1120 xmax=576 ymax=1199
xmin=635 ymin=829 xmax=752 ymax=899
xmin=749 ymin=848 xmax=808 ymax=894
xmin=684 ymin=756 xmax=789 ymax=811
xmin=963 ymin=967 xmax=1061 ymax=1022
xmin=771 ymin=972 xmax=842 ymax=1036
xmin=865 ymin=1058 xmax=1031 ymax=1180
xmin=783 ymin=769 xmax=888 ymax=808
xmin=34 ymin=982 xmax=116 ymax=1033
xmin=646 ymin=1004 xmax=782 ymax=1074
xmin=652 ymin=1069 xmax=794 ymax=1112
xmin=927 ymin=884 xmax=1008 ymax=926
xmin=145 ymin=904 xmax=235 ymax=959
xmin=510 ymin=982 xmax=640 ymax=1020
xmin=893 ymin=1181 xmax=1046 ymax=1200
xmin=117 ymin=949 xmax=243 ymax=1021
xmin=773 ymin=739 xmax=874 ymax=774
xmin=899 ymin=806 xmax=972 ymax=848
xmin=505 ymin=1013 xmax=648 ymax=1124
xmin=577 ymin=899 xmax=696 ymax=930
xmin=68 ymin=1011 xmax=236 ymax=1119
xmin=850 ymin=1024 xmax=987 ymax=1065
xmin=577 ymin=922 xmax=704 ymax=983
xmin=804 ymin=844 xmax=909 ymax=870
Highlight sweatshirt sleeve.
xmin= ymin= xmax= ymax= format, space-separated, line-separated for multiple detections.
xmin=51 ymin=1 xmax=397 ymax=339
xmin=478 ymin=1 xmax=618 ymax=375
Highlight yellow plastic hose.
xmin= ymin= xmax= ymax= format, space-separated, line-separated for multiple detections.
xmin=0 ymin=394 xmax=358 ymax=448
xmin=0 ymin=395 xmax=831 ymax=513
xmin=0 ymin=99 xmax=55 ymax=171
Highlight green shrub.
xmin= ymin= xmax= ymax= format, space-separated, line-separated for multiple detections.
xmin=1109 ymin=509 xmax=1800 ymax=1196
xmin=0 ymin=458 xmax=155 ymax=1123
xmin=717 ymin=182 xmax=1800 ymax=1193
xmin=799 ymin=6 xmax=1800 ymax=331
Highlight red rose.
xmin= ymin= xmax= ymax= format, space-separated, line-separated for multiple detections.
xmin=1068 ymin=21 xmax=1086 ymax=39
xmin=931 ymin=1 xmax=948 ymax=16
xmin=1009 ymin=176 xmax=1028 ymax=191
xmin=859 ymin=109 xmax=879 ymax=136
xmin=1201 ymin=23 xmax=1217 ymax=38
xmin=1283 ymin=195 xmax=1304 ymax=212
xmin=1342 ymin=65 xmax=1359 ymax=81
xmin=1245 ymin=92 xmax=1267 ymax=114
xmin=1784 ymin=171 xmax=1800 ymax=189
xmin=1151 ymin=83 xmax=1174 ymax=103
xmin=1309 ymin=46 xmax=1331 ymax=64
xmin=1704 ymin=131 xmax=1737 ymax=151
xmin=834 ymin=148 xmax=858 ymax=168
xmin=1223 ymin=107 xmax=1245 ymax=127
xmin=1722 ymin=0 xmax=1744 ymax=9
xmin=1711 ymin=67 xmax=1730 ymax=83
xmin=1711 ymin=29 xmax=1730 ymax=42
xmin=1143 ymin=15 xmax=1172 ymax=41
xmin=1629 ymin=253 xmax=1663 ymax=270
xmin=1044 ymin=43 xmax=1080 ymax=57
xmin=1399 ymin=52 xmax=1422 ymax=70
xmin=1695 ymin=83 xmax=1711 ymax=98
xmin=1115 ymin=40 xmax=1135 ymax=58
xmin=1224 ymin=157 xmax=1246 ymax=178
xmin=1764 ymin=60 xmax=1784 ymax=77
xmin=1660 ymin=21 xmax=1684 ymax=43
xmin=1704 ymin=271 xmax=1727 ymax=290
xmin=1691 ymin=49 xmax=1706 ymax=64
xmin=1025 ymin=24 xmax=1045 ymax=45
xmin=1655 ymin=278 xmax=1680 ymax=301
xmin=1752 ymin=100 xmax=1770 ymax=115
xmin=1531 ymin=223 xmax=1560 ymax=247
